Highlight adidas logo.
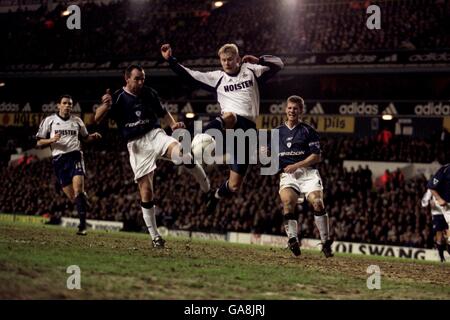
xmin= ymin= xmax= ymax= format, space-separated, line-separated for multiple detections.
xmin=309 ymin=103 xmax=324 ymax=114
xmin=382 ymin=103 xmax=398 ymax=115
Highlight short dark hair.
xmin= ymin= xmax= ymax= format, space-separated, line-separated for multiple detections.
xmin=58 ymin=94 xmax=73 ymax=104
xmin=125 ymin=64 xmax=144 ymax=78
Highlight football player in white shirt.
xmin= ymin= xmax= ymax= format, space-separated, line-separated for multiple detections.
xmin=36 ymin=95 xmax=102 ymax=235
xmin=161 ymin=43 xmax=284 ymax=214
xmin=421 ymin=189 xmax=450 ymax=262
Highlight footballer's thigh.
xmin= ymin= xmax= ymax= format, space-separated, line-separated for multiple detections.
xmin=228 ymin=170 xmax=245 ymax=192
xmin=222 ymin=112 xmax=237 ymax=129
xmin=297 ymin=169 xmax=324 ymax=211
xmin=164 ymin=141 xmax=183 ymax=163
xmin=279 ymin=187 xmax=299 ymax=214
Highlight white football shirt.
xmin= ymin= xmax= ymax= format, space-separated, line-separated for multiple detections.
xmin=170 ymin=55 xmax=284 ymax=122
xmin=36 ymin=114 xmax=89 ymax=157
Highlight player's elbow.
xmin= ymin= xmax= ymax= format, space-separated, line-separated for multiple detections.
xmin=314 ymin=154 xmax=321 ymax=164
xmin=94 ymin=113 xmax=103 ymax=124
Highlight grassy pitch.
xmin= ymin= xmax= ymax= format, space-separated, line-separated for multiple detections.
xmin=0 ymin=220 xmax=449 ymax=299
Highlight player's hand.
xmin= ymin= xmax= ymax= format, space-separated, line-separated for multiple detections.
xmin=284 ymin=164 xmax=299 ymax=174
xmin=161 ymin=44 xmax=172 ymax=60
xmin=242 ymin=55 xmax=259 ymax=64
xmin=89 ymin=132 xmax=102 ymax=140
xmin=52 ymin=133 xmax=61 ymax=143
xmin=171 ymin=121 xmax=185 ymax=131
xmin=102 ymin=89 xmax=112 ymax=108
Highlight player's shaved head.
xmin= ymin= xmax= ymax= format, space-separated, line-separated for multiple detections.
xmin=125 ymin=64 xmax=144 ymax=79
xmin=218 ymin=44 xmax=239 ymax=57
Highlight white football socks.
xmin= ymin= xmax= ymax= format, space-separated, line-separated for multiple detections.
xmin=314 ymin=213 xmax=330 ymax=242
xmin=142 ymin=206 xmax=159 ymax=240
xmin=285 ymin=219 xmax=298 ymax=240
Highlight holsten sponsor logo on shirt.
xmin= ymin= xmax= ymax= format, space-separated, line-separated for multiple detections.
xmin=54 ymin=129 xmax=77 ymax=136
xmin=223 ymin=80 xmax=253 ymax=92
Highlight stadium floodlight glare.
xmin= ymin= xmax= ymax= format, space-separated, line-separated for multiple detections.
xmin=61 ymin=10 xmax=70 ymax=16
xmin=382 ymin=114 xmax=393 ymax=120
xmin=0 ymin=82 xmax=5 ymax=87
xmin=186 ymin=112 xmax=195 ymax=119
xmin=214 ymin=1 xmax=223 ymax=8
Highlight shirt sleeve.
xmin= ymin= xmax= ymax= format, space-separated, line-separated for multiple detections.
xmin=168 ymin=56 xmax=223 ymax=91
xmin=307 ymin=127 xmax=321 ymax=154
xmin=427 ymin=166 xmax=445 ymax=190
xmin=76 ymin=117 xmax=89 ymax=138
xmin=421 ymin=190 xmax=433 ymax=207
xmin=247 ymin=55 xmax=284 ymax=82
xmin=36 ymin=117 xmax=51 ymax=139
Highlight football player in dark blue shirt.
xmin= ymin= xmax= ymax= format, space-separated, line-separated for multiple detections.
xmin=426 ymin=163 xmax=450 ymax=261
xmin=276 ymin=95 xmax=333 ymax=257
xmin=95 ymin=65 xmax=210 ymax=248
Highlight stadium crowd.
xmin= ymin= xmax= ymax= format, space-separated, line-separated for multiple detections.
xmin=0 ymin=128 xmax=445 ymax=249
xmin=2 ymin=0 xmax=449 ymax=63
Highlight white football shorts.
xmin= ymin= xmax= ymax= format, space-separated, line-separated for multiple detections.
xmin=279 ymin=168 xmax=323 ymax=199
xmin=434 ymin=202 xmax=450 ymax=225
xmin=127 ymin=128 xmax=178 ymax=182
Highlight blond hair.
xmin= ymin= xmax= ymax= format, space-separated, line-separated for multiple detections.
xmin=287 ymin=95 xmax=305 ymax=113
xmin=218 ymin=43 xmax=239 ymax=57
xmin=287 ymin=95 xmax=304 ymax=107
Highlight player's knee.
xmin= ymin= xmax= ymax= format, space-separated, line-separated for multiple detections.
xmin=311 ymin=198 xmax=324 ymax=212
xmin=222 ymin=112 xmax=237 ymax=128
xmin=282 ymin=199 xmax=295 ymax=211
xmin=228 ymin=180 xmax=241 ymax=193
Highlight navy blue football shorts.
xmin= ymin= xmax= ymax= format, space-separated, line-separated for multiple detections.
xmin=432 ymin=214 xmax=449 ymax=232
xmin=228 ymin=114 xmax=257 ymax=176
xmin=52 ymin=150 xmax=85 ymax=188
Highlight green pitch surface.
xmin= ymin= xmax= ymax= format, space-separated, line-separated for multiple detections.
xmin=0 ymin=220 xmax=449 ymax=299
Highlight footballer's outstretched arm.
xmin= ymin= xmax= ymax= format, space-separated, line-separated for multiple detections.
xmin=95 ymin=89 xmax=112 ymax=124
xmin=245 ymin=55 xmax=284 ymax=83
xmin=83 ymin=132 xmax=103 ymax=142
xmin=164 ymin=111 xmax=186 ymax=131
xmin=161 ymin=44 xmax=222 ymax=92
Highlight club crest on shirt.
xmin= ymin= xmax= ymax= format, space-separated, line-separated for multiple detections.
xmin=135 ymin=111 xmax=141 ymax=117
xmin=433 ymin=178 xmax=439 ymax=185
xmin=287 ymin=142 xmax=292 ymax=148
